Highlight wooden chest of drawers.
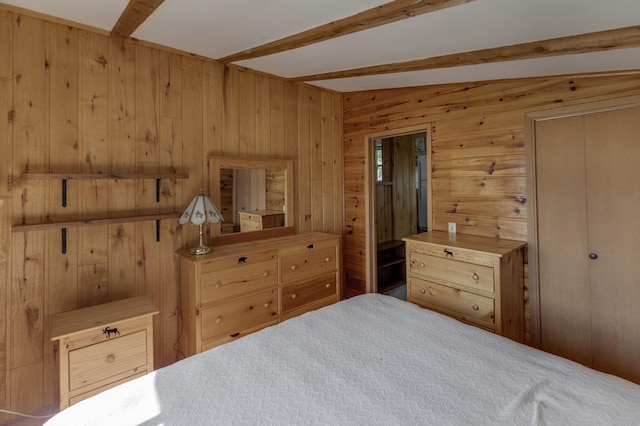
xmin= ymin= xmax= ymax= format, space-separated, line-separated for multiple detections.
xmin=51 ymin=296 xmax=158 ymax=409
xmin=404 ymin=231 xmax=525 ymax=342
xmin=181 ymin=232 xmax=341 ymax=356
xmin=238 ymin=210 xmax=285 ymax=232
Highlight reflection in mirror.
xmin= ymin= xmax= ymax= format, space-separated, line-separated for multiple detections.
xmin=219 ymin=168 xmax=286 ymax=233
xmin=208 ymin=156 xmax=294 ymax=244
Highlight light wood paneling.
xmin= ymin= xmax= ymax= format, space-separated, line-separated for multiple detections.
xmin=343 ymin=72 xmax=640 ymax=305
xmin=0 ymin=8 xmax=343 ymax=418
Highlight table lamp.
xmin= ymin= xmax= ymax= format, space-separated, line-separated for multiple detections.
xmin=180 ymin=191 xmax=223 ymax=255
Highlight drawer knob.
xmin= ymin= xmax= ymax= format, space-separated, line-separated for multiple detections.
xmin=264 ymin=302 xmax=271 ymax=308
xmin=291 ymin=265 xmax=297 ymax=271
xmin=472 ymin=273 xmax=479 ymax=281
xmin=325 ymin=283 xmax=331 ymax=289
xmin=264 ymin=271 xmax=269 ymax=277
xmin=472 ymin=304 xmax=479 ymax=311
xmin=420 ymin=288 xmax=426 ymax=294
xmin=420 ymin=262 xmax=425 ymax=268
xmin=325 ymin=257 xmax=331 ymax=262
xmin=291 ymin=294 xmax=297 ymax=299
xmin=106 ymin=354 xmax=116 ymax=363
xmin=215 ymin=283 xmax=221 ymax=289
xmin=216 ymin=316 xmax=222 ymax=324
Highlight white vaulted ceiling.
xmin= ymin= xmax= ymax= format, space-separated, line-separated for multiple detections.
xmin=1 ymin=0 xmax=639 ymax=92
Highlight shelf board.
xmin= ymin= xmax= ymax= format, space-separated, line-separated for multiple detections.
xmin=20 ymin=173 xmax=188 ymax=180
xmin=11 ymin=213 xmax=181 ymax=233
xmin=377 ymin=258 xmax=406 ymax=269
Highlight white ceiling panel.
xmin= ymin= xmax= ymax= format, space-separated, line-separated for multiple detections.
xmin=1 ymin=0 xmax=129 ymax=31
xmin=235 ymin=0 xmax=640 ymax=78
xmin=131 ymin=0 xmax=388 ymax=59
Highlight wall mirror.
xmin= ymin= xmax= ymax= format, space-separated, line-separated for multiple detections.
xmin=208 ymin=156 xmax=295 ymax=245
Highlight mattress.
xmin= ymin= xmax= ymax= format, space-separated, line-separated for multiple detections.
xmin=46 ymin=294 xmax=640 ymax=425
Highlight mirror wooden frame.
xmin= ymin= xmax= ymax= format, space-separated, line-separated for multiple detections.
xmin=208 ymin=155 xmax=295 ymax=246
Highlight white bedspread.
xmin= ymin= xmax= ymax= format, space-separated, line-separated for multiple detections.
xmin=47 ymin=294 xmax=640 ymax=425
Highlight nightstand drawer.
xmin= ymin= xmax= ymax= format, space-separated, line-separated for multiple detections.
xmin=201 ymin=289 xmax=278 ymax=341
xmin=52 ymin=296 xmax=158 ymax=409
xmin=282 ymin=274 xmax=337 ymax=314
xmin=409 ymin=252 xmax=494 ymax=294
xmin=281 ymin=246 xmax=337 ymax=283
xmin=69 ymin=330 xmax=148 ymax=392
xmin=201 ymin=259 xmax=278 ymax=304
xmin=410 ymin=279 xmax=495 ymax=326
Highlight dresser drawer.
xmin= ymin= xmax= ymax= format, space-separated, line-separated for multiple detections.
xmin=199 ymin=249 xmax=278 ymax=273
xmin=281 ymin=246 xmax=337 ymax=283
xmin=240 ymin=218 xmax=262 ymax=232
xmin=282 ymin=274 xmax=337 ymax=314
xmin=68 ymin=330 xmax=148 ymax=393
xmin=201 ymin=289 xmax=278 ymax=341
xmin=410 ymin=278 xmax=495 ymax=326
xmin=409 ymin=252 xmax=494 ymax=294
xmin=201 ymin=259 xmax=278 ymax=304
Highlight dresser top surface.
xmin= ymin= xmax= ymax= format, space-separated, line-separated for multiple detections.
xmin=51 ymin=296 xmax=159 ymax=340
xmin=238 ymin=210 xmax=284 ymax=217
xmin=403 ymin=231 xmax=526 ymax=256
xmin=179 ymin=231 xmax=341 ymax=262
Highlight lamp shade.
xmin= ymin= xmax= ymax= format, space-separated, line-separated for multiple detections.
xmin=180 ymin=193 xmax=223 ymax=225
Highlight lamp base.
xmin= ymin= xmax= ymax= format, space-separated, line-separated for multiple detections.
xmin=189 ymin=245 xmax=212 ymax=256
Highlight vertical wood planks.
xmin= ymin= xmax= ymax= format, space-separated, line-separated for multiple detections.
xmin=0 ymin=10 xmax=11 ymax=420
xmin=10 ymin=13 xmax=46 ymax=414
xmin=1 ymin=8 xmax=345 ymax=416
xmin=78 ymin=31 xmax=109 ymax=308
xmin=296 ymin=86 xmax=311 ymax=232
xmin=108 ymin=37 xmax=137 ymax=301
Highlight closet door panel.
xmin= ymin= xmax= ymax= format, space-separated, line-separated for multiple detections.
xmin=585 ymin=106 xmax=640 ymax=383
xmin=535 ymin=116 xmax=592 ymax=366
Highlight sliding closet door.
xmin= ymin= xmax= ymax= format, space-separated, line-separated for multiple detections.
xmin=534 ymin=102 xmax=640 ymax=384
xmin=584 ymin=106 xmax=640 ymax=382
xmin=535 ymin=116 xmax=592 ymax=367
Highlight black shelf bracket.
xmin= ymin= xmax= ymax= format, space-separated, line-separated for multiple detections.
xmin=156 ymin=220 xmax=160 ymax=242
xmin=156 ymin=179 xmax=161 ymax=202
xmin=61 ymin=228 xmax=67 ymax=254
xmin=61 ymin=179 xmax=67 ymax=208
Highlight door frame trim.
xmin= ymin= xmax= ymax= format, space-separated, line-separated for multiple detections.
xmin=364 ymin=123 xmax=432 ymax=294
xmin=525 ymin=95 xmax=640 ymax=348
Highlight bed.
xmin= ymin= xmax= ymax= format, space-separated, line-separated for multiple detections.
xmin=46 ymin=294 xmax=640 ymax=425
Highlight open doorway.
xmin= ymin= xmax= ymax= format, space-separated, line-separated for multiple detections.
xmin=366 ymin=125 xmax=432 ymax=298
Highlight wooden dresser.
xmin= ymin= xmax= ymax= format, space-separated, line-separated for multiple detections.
xmin=51 ymin=296 xmax=158 ymax=409
xmin=180 ymin=232 xmax=341 ymax=356
xmin=238 ymin=210 xmax=285 ymax=232
xmin=404 ymin=231 xmax=525 ymax=342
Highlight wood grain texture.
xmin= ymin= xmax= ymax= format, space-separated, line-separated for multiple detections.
xmin=0 ymin=9 xmax=343 ymax=418
xmin=111 ymin=0 xmax=165 ymax=38
xmin=342 ymin=71 xmax=640 ymax=312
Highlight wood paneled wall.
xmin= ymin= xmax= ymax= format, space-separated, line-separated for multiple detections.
xmin=0 ymin=9 xmax=343 ymax=418
xmin=342 ymin=72 xmax=640 ymax=308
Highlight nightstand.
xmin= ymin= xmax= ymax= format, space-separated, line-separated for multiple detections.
xmin=51 ymin=296 xmax=158 ymax=409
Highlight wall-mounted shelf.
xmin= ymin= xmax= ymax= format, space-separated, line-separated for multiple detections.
xmin=11 ymin=213 xmax=181 ymax=233
xmin=20 ymin=172 xmax=189 ymax=206
xmin=11 ymin=213 xmax=182 ymax=254
xmin=13 ymin=172 xmax=189 ymax=253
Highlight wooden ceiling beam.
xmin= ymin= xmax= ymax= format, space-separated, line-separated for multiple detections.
xmin=219 ymin=0 xmax=474 ymax=63
xmin=291 ymin=26 xmax=640 ymax=82
xmin=111 ymin=0 xmax=165 ymax=37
